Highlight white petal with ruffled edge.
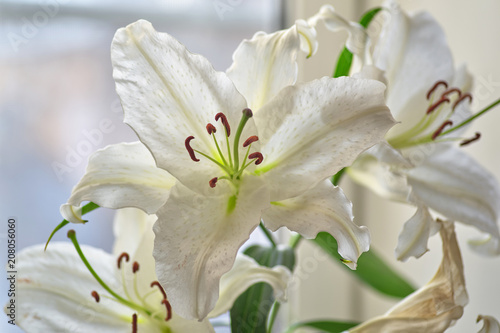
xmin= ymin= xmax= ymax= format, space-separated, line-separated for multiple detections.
xmin=407 ymin=145 xmax=500 ymax=238
xmin=111 ymin=20 xmax=252 ymax=195
xmin=349 ymin=221 xmax=467 ymax=332
xmin=61 ymin=142 xmax=175 ymax=224
xmin=262 ymin=180 xmax=369 ymax=269
xmin=209 ymin=254 xmax=291 ymax=318
xmin=153 ymin=176 xmax=270 ymax=320
xmin=255 ymin=76 xmax=394 ymax=201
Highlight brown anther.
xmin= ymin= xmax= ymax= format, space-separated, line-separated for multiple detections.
xmin=185 ymin=136 xmax=200 ymax=162
xmin=215 ymin=113 xmax=231 ymax=136
xmin=243 ymin=135 xmax=259 ymax=148
xmin=452 ymin=93 xmax=473 ymax=111
xmin=132 ymin=261 xmax=139 ymax=274
xmin=426 ymin=80 xmax=449 ymax=100
xmin=209 ymin=177 xmax=218 ymax=188
xmin=206 ymin=123 xmax=217 ymax=135
xmin=441 ymin=88 xmax=462 ymax=99
xmin=248 ymin=152 xmax=264 ymax=165
xmin=117 ymin=252 xmax=130 ymax=269
xmin=91 ymin=290 xmax=100 ymax=303
xmin=242 ymin=108 xmax=253 ymax=118
xmin=132 ymin=313 xmax=138 ymax=333
xmin=162 ymin=299 xmax=173 ymax=321
xmin=432 ymin=120 xmax=453 ymax=140
xmin=426 ymin=97 xmax=450 ymax=114
xmin=460 ymin=132 xmax=481 ymax=146
xmin=150 ymin=281 xmax=167 ymax=300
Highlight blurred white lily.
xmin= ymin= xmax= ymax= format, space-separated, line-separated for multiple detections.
xmin=15 ymin=208 xmax=291 ymax=332
xmin=477 ymin=315 xmax=500 ymax=333
xmin=339 ymin=1 xmax=500 ymax=260
xmin=61 ymin=16 xmax=394 ymax=319
xmin=347 ymin=221 xmax=468 ymax=333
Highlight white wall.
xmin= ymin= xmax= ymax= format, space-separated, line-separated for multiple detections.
xmin=287 ymin=1 xmax=500 ymax=331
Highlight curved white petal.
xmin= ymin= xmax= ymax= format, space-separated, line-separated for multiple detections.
xmin=468 ymin=233 xmax=500 ymax=256
xmin=349 ymin=221 xmax=467 ymax=333
xmin=111 ymin=20 xmax=249 ymax=194
xmin=153 ymin=177 xmax=270 ymax=320
xmin=227 ymin=22 xmax=309 ymax=111
xmin=348 ymin=142 xmax=411 ymax=202
xmin=16 ymin=243 xmax=133 ymax=332
xmin=209 ymin=254 xmax=291 ymax=318
xmin=395 ymin=204 xmax=438 ymax=261
xmin=62 ymin=142 xmax=175 ymax=222
xmin=309 ymin=5 xmax=369 ymax=63
xmin=262 ymin=180 xmax=369 ymax=269
xmin=477 ymin=315 xmax=500 ymax=333
xmin=255 ymin=76 xmax=394 ymax=201
xmin=374 ymin=4 xmax=455 ymax=138
xmin=407 ymin=145 xmax=500 ymax=238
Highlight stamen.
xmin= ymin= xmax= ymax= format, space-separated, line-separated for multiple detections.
xmin=161 ymin=299 xmax=173 ymax=321
xmin=426 ymin=97 xmax=450 ymax=114
xmin=248 ymin=152 xmax=264 ymax=165
xmin=185 ymin=136 xmax=200 ymax=162
xmin=150 ymin=281 xmax=167 ymax=300
xmin=426 ymin=80 xmax=448 ymax=100
xmin=206 ymin=123 xmax=217 ymax=135
xmin=432 ymin=120 xmax=453 ymax=140
xmin=441 ymin=88 xmax=462 ymax=99
xmin=117 ymin=252 xmax=130 ymax=269
xmin=453 ymin=93 xmax=473 ymax=111
xmin=132 ymin=313 xmax=137 ymax=333
xmin=132 ymin=261 xmax=139 ymax=274
xmin=243 ymin=135 xmax=259 ymax=147
xmin=91 ymin=290 xmax=100 ymax=303
xmin=209 ymin=177 xmax=218 ymax=188
xmin=215 ymin=113 xmax=231 ymax=136
xmin=460 ymin=132 xmax=481 ymax=146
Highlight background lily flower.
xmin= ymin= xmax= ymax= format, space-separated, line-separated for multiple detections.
xmin=347 ymin=221 xmax=468 ymax=333
xmin=343 ymin=1 xmax=500 ymax=260
xmin=14 ymin=208 xmax=290 ymax=332
xmin=62 ymin=16 xmax=394 ymax=319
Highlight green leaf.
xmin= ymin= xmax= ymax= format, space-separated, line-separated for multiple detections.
xmin=286 ymin=320 xmax=360 ymax=333
xmin=332 ymin=7 xmax=383 ymax=78
xmin=313 ymin=232 xmax=416 ymax=298
xmin=230 ymin=245 xmax=295 ymax=333
xmin=45 ymin=202 xmax=100 ymax=250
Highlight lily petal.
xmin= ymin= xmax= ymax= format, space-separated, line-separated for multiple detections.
xmin=395 ymin=203 xmax=439 ymax=261
xmin=255 ymin=76 xmax=394 ymax=201
xmin=374 ymin=3 xmax=454 ymax=137
xmin=349 ymin=221 xmax=468 ymax=332
xmin=209 ymin=254 xmax=291 ymax=318
xmin=153 ymin=177 xmax=270 ymax=320
xmin=477 ymin=315 xmax=500 ymax=333
xmin=227 ymin=21 xmax=313 ymax=111
xmin=262 ymin=180 xmax=369 ymax=269
xmin=61 ymin=142 xmax=175 ymax=223
xmin=111 ymin=20 xmax=249 ymax=194
xmin=16 ymin=243 xmax=133 ymax=332
xmin=347 ymin=142 xmax=412 ymax=202
xmin=407 ymin=145 xmax=500 ymax=238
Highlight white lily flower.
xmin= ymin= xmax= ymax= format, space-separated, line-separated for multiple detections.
xmin=61 ymin=17 xmax=394 ymax=319
xmin=477 ymin=315 xmax=500 ymax=333
xmin=347 ymin=221 xmax=468 ymax=333
xmin=14 ymin=208 xmax=291 ymax=332
xmin=344 ymin=1 xmax=500 ymax=259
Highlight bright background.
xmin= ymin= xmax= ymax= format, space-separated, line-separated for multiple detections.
xmin=1 ymin=0 xmax=500 ymax=332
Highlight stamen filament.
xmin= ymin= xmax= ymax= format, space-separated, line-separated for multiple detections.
xmin=194 ymin=149 xmax=232 ymax=174
xmin=212 ymin=134 xmax=229 ymax=167
xmin=67 ymin=230 xmax=151 ymax=316
xmin=441 ymin=97 xmax=500 ymax=136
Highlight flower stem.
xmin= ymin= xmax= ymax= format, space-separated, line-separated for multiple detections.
xmin=267 ymin=301 xmax=281 ymax=333
xmin=260 ymin=222 xmax=277 ymax=248
xmin=441 ymin=97 xmax=500 ymax=136
xmin=66 ymin=230 xmax=151 ymax=316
